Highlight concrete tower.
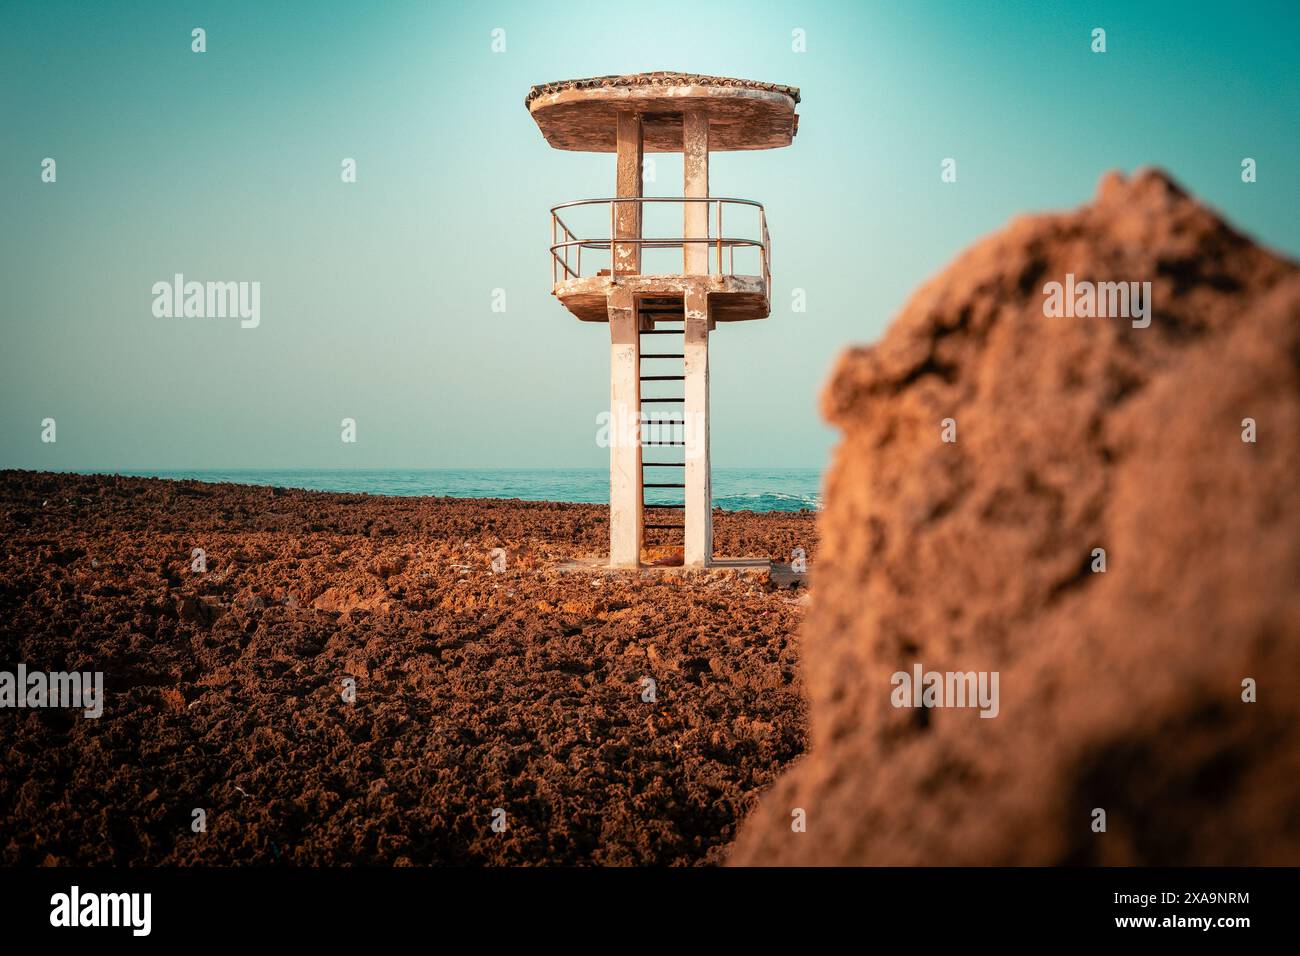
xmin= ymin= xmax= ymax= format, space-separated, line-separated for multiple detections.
xmin=526 ymin=72 xmax=801 ymax=568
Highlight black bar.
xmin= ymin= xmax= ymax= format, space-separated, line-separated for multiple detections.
xmin=0 ymin=866 xmax=1287 ymax=941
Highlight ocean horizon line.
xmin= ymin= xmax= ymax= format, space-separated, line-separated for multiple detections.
xmin=27 ymin=467 xmax=824 ymax=514
xmin=24 ymin=466 xmax=823 ymax=473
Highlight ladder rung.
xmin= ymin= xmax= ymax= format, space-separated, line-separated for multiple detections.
xmin=644 ymin=503 xmax=683 ymax=509
xmin=640 ymin=330 xmax=682 ymax=335
xmin=644 ymin=482 xmax=686 ymax=488
xmin=642 ymin=462 xmax=685 ymax=467
xmin=645 ymin=524 xmax=685 ymax=530
xmin=642 ymin=353 xmax=684 ymax=359
xmin=642 ymin=398 xmax=684 ymax=403
xmin=640 ymin=375 xmax=685 ymax=381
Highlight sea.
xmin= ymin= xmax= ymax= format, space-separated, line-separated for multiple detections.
xmin=107 ymin=468 xmax=823 ymax=513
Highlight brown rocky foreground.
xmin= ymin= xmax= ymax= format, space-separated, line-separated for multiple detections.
xmin=0 ymin=471 xmax=814 ymax=865
xmin=5 ymin=170 xmax=1295 ymax=870
xmin=730 ymin=170 xmax=1300 ymax=866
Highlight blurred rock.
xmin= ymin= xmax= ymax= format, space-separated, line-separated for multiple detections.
xmin=731 ymin=170 xmax=1300 ymax=866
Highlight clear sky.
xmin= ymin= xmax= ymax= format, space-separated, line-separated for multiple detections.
xmin=2 ymin=0 xmax=1296 ymax=471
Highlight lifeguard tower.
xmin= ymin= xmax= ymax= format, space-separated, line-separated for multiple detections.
xmin=526 ymin=72 xmax=800 ymax=568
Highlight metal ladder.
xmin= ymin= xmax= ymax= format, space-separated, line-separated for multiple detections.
xmin=638 ymin=296 xmax=686 ymax=544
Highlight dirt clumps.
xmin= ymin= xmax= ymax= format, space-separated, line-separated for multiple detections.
xmin=0 ymin=471 xmax=814 ymax=865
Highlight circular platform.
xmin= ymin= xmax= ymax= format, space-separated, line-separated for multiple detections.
xmin=525 ymin=72 xmax=800 ymax=152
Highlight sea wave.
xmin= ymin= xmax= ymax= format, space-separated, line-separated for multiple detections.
xmin=102 ymin=468 xmax=823 ymax=514
xmin=713 ymin=491 xmax=822 ymax=512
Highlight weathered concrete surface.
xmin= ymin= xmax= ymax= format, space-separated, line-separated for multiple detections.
xmin=555 ymin=555 xmax=772 ymax=579
xmin=684 ymin=288 xmax=712 ymax=566
xmin=683 ymin=110 xmax=710 ymax=276
xmin=526 ymin=72 xmax=799 ymax=152
xmin=607 ymin=288 xmax=642 ymax=567
xmin=556 ymin=274 xmax=768 ymax=323
xmin=533 ymin=75 xmax=796 ymax=570
xmin=614 ymin=111 xmax=643 ymax=277
xmin=730 ymin=169 xmax=1300 ymax=866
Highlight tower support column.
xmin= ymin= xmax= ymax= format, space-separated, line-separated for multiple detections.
xmin=683 ymin=110 xmax=709 ymax=275
xmin=614 ymin=111 xmax=643 ymax=276
xmin=683 ymin=109 xmax=712 ymax=566
xmin=684 ymin=287 xmax=711 ymax=566
xmin=608 ymin=287 xmax=642 ymax=567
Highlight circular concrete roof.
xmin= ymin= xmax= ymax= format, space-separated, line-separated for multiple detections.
xmin=525 ymin=72 xmax=800 ymax=152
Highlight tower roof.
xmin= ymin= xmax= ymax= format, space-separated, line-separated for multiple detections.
xmin=525 ymin=72 xmax=800 ymax=152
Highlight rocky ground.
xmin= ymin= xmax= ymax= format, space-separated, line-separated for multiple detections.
xmin=0 ymin=470 xmax=815 ymax=865
xmin=10 ymin=169 xmax=1292 ymax=870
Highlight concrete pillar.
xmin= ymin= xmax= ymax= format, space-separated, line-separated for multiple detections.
xmin=683 ymin=110 xmax=709 ymax=275
xmin=614 ymin=111 xmax=643 ymax=277
xmin=684 ymin=287 xmax=711 ymax=566
xmin=607 ymin=287 xmax=642 ymax=567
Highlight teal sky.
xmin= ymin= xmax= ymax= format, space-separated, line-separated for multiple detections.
xmin=2 ymin=0 xmax=1297 ymax=470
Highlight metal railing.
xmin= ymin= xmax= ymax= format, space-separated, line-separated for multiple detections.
xmin=550 ymin=197 xmax=770 ymax=292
